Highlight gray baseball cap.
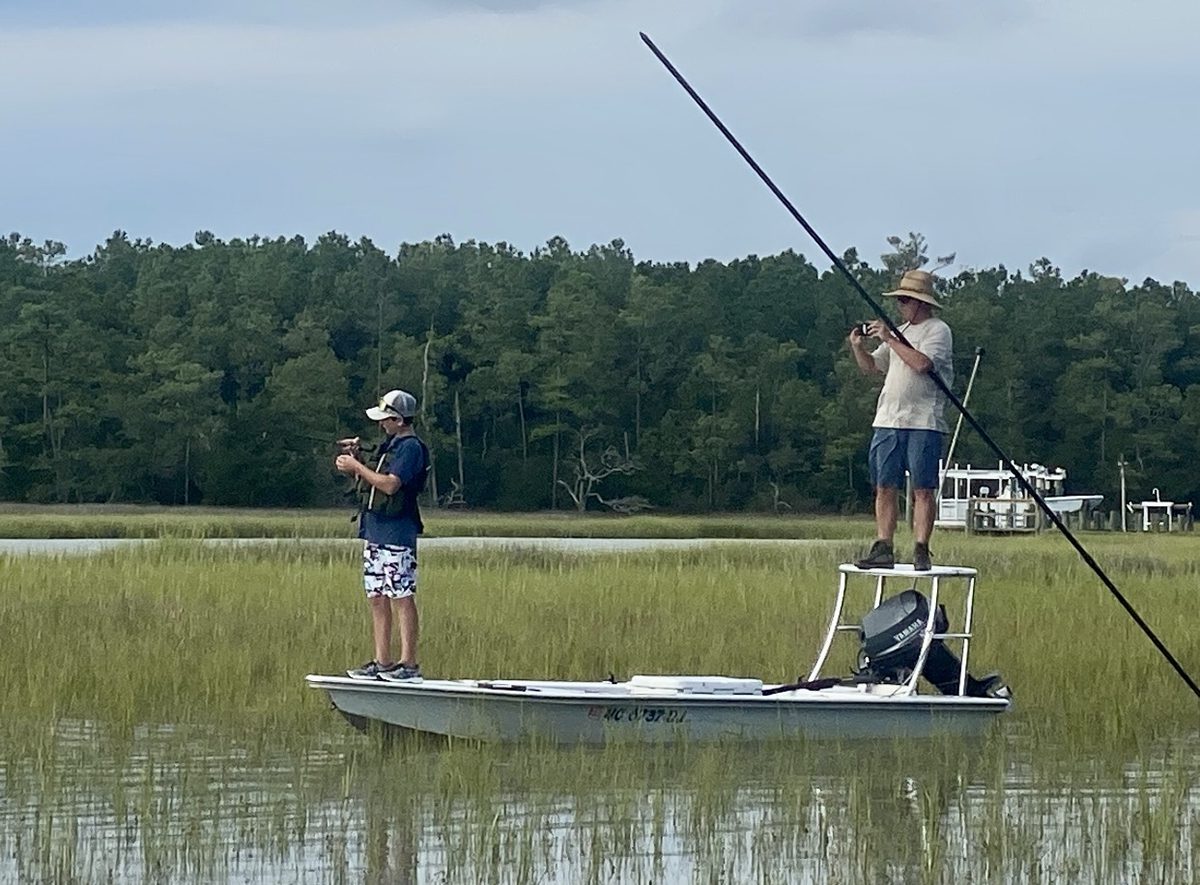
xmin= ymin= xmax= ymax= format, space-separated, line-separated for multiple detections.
xmin=366 ymin=389 xmax=418 ymax=420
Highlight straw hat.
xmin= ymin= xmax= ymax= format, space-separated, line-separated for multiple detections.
xmin=884 ymin=269 xmax=941 ymax=308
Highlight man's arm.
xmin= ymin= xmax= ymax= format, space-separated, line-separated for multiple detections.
xmin=879 ymin=328 xmax=934 ymax=374
xmin=848 ymin=328 xmax=882 ymax=376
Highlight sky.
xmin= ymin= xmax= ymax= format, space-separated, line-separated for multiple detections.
xmin=3 ymin=0 xmax=1199 ymax=285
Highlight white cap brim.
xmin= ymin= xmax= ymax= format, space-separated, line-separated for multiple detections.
xmin=365 ymin=407 xmax=391 ymax=420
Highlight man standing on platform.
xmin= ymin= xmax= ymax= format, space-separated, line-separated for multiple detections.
xmin=848 ymin=270 xmax=953 ymax=571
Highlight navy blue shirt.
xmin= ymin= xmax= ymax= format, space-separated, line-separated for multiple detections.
xmin=358 ymin=433 xmax=427 ymax=550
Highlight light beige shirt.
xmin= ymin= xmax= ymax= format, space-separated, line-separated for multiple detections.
xmin=870 ymin=317 xmax=954 ymax=432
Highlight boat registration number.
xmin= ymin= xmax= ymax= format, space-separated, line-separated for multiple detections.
xmin=587 ymin=706 xmax=688 ymax=724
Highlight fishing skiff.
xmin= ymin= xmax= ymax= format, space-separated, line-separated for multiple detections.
xmin=306 ymin=563 xmax=1011 ymax=743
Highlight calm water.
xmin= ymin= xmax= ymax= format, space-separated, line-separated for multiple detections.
xmin=2 ymin=716 xmax=1197 ymax=883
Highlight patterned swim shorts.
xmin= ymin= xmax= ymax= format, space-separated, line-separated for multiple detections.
xmin=362 ymin=541 xmax=418 ymax=599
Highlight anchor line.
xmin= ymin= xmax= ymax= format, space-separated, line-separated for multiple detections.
xmin=639 ymin=32 xmax=1200 ymax=702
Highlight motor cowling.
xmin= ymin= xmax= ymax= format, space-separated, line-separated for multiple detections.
xmin=858 ymin=589 xmax=1008 ymax=698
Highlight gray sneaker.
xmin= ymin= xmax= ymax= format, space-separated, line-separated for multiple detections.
xmin=855 ymin=540 xmax=895 ymax=569
xmin=347 ymin=660 xmax=401 ymax=680
xmin=379 ymin=663 xmax=423 ymax=684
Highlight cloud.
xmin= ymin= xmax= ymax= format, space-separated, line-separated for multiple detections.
xmin=720 ymin=1 xmax=1035 ymax=41
xmin=0 ymin=1 xmax=661 ymax=118
xmin=3 ymin=0 xmax=1199 ymax=287
xmin=411 ymin=0 xmax=601 ymax=10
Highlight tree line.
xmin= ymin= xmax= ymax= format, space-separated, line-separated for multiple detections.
xmin=2 ymin=230 xmax=1198 ymax=513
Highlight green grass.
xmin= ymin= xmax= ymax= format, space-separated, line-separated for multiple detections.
xmin=0 ymin=502 xmax=875 ymax=540
xmin=2 ymin=529 xmax=1198 ymax=882
xmin=1 ymin=534 xmax=1196 ymax=743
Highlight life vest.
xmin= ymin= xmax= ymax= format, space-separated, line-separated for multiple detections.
xmin=358 ymin=435 xmax=430 ymax=529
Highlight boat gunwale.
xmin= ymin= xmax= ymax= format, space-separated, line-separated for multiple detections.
xmin=304 ymin=674 xmax=1011 ymax=711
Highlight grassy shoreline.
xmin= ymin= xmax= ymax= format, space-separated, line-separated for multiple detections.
xmin=0 ymin=504 xmax=877 ymax=540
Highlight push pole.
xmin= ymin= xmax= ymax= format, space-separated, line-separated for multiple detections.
xmin=639 ymin=32 xmax=1200 ymax=701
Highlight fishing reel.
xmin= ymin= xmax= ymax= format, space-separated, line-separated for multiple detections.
xmin=852 ymin=322 xmax=873 ymax=337
xmin=334 ymin=438 xmax=376 ymax=460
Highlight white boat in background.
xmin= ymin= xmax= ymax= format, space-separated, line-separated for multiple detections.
xmin=936 ymin=460 xmax=1103 ymax=530
xmin=306 ymin=564 xmax=1011 ymax=744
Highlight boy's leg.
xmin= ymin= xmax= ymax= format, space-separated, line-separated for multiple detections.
xmin=370 ymin=596 xmax=394 ymax=665
xmin=394 ymin=596 xmax=419 ymax=667
xmin=364 ymin=541 xmax=395 ymax=665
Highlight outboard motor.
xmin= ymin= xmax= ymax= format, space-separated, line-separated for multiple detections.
xmin=858 ymin=589 xmax=1008 ymax=698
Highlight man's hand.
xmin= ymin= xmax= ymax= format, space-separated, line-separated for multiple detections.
xmin=335 ymin=454 xmax=363 ymax=476
xmin=849 ymin=325 xmax=870 ymax=349
xmin=867 ymin=319 xmax=893 ymax=342
xmin=850 ymin=320 xmax=891 ymax=348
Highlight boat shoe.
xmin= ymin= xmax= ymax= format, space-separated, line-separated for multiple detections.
xmin=347 ymin=660 xmax=403 ymax=680
xmin=855 ymin=539 xmax=895 ymax=569
xmin=379 ymin=663 xmax=423 ymax=684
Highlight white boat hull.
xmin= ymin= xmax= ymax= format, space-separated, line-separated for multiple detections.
xmin=305 ymin=675 xmax=1009 ymax=744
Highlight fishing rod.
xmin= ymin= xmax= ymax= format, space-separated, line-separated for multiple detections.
xmin=639 ymin=32 xmax=1200 ymax=701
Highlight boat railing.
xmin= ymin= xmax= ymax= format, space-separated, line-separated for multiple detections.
xmin=965 ymin=497 xmax=1042 ymax=533
xmin=808 ymin=564 xmax=979 ymax=696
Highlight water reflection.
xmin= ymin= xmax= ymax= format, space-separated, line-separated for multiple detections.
xmin=2 ymin=719 xmax=1196 ymax=883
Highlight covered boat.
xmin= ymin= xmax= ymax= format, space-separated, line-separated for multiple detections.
xmin=306 ymin=563 xmax=1011 ymax=743
xmin=936 ymin=460 xmax=1102 ymax=531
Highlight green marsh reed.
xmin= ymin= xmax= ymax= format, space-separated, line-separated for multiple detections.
xmin=1 ymin=529 xmax=1198 ymax=882
xmin=0 ymin=503 xmax=872 ymax=541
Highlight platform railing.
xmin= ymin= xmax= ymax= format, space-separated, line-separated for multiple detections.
xmin=808 ymin=565 xmax=979 ymax=697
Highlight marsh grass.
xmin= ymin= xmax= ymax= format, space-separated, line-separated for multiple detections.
xmin=0 ymin=503 xmax=872 ymax=541
xmin=2 ymin=532 xmax=1199 ymax=882
xmin=1 ymin=535 xmax=1197 ymax=741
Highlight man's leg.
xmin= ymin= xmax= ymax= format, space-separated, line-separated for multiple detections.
xmin=857 ymin=429 xmax=901 ymax=568
xmin=908 ymin=430 xmax=945 ymax=570
xmin=912 ymin=488 xmax=936 ymax=545
xmin=875 ymin=484 xmax=899 ymax=543
xmin=856 ymin=486 xmax=898 ymax=567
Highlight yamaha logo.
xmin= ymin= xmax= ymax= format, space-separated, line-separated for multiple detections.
xmin=892 ymin=621 xmax=922 ymax=643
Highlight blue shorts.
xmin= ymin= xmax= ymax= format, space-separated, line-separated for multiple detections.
xmin=868 ymin=429 xmax=944 ymax=490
